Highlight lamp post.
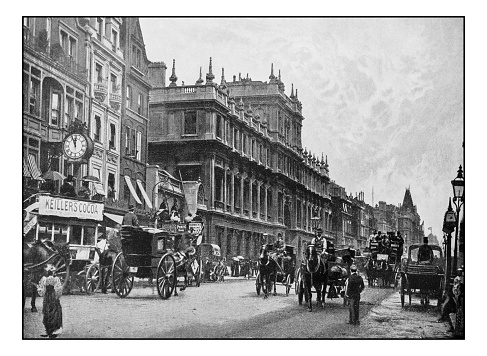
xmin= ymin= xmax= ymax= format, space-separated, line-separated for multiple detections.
xmin=443 ymin=198 xmax=456 ymax=291
xmin=451 ymin=165 xmax=464 ymax=273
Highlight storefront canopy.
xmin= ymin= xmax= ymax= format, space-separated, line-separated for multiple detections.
xmin=124 ymin=175 xmax=142 ymax=205
xmin=136 ymin=179 xmax=153 ymax=209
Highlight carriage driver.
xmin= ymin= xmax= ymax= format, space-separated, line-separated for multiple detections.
xmin=270 ymin=233 xmax=286 ymax=272
xmin=310 ymin=228 xmax=329 ymax=260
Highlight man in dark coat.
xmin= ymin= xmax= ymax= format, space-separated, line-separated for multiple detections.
xmin=122 ymin=204 xmax=139 ymax=226
xmin=60 ymin=175 xmax=76 ymax=197
xmin=418 ymin=236 xmax=434 ymax=263
xmin=345 ymin=264 xmax=365 ymax=325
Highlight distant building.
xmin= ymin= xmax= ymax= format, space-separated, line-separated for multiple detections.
xmin=397 ymin=188 xmax=424 ymax=249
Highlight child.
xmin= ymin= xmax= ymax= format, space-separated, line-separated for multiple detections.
xmin=37 ymin=264 xmax=63 ymax=338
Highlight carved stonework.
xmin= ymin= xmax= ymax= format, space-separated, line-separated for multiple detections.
xmin=93 ymin=147 xmax=104 ymax=159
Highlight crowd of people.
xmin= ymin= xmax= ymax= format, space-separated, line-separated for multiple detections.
xmin=368 ymin=231 xmax=404 ymax=256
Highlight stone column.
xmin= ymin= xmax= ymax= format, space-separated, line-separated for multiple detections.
xmin=241 ymin=172 xmax=247 ymax=216
xmin=264 ymin=184 xmax=269 ymax=221
xmin=223 ymin=168 xmax=228 ymax=211
xmin=231 ymin=169 xmax=236 ymax=214
xmin=210 ymin=155 xmax=215 ymax=209
xmin=249 ymin=177 xmax=254 ymax=218
xmin=257 ymin=181 xmax=262 ymax=219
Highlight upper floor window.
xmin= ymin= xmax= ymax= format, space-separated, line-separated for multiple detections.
xmin=125 ymin=126 xmax=130 ymax=155
xmin=110 ymin=73 xmax=118 ymax=92
xmin=242 ymin=134 xmax=247 ymax=154
xmin=132 ymin=46 xmax=142 ymax=68
xmin=109 ymin=123 xmax=116 ymax=149
xmin=136 ymin=131 xmax=142 ymax=160
xmin=51 ymin=92 xmax=61 ymax=126
xmin=24 ymin=65 xmax=40 ymax=116
xmin=60 ymin=30 xmax=77 ymax=61
xmin=216 ymin=115 xmax=222 ymax=139
xmin=184 ymin=111 xmax=197 ymax=135
xmin=97 ymin=18 xmax=104 ymax=40
xmin=111 ymin=29 xmax=118 ymax=51
xmin=95 ymin=63 xmax=103 ymax=83
xmin=126 ymin=86 xmax=132 ymax=109
xmin=94 ymin=115 xmax=101 ymax=141
xmin=137 ymin=93 xmax=143 ymax=115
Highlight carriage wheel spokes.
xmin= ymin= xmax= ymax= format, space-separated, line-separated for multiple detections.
xmin=285 ymin=274 xmax=291 ymax=296
xmin=156 ymin=254 xmax=176 ymax=299
xmin=255 ymin=271 xmax=262 ymax=295
xmin=112 ymin=252 xmax=134 ymax=298
xmin=85 ymin=263 xmax=101 ymax=294
xmin=51 ymin=254 xmax=70 ymax=294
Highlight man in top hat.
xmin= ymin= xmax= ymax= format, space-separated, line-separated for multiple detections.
xmin=418 ymin=236 xmax=434 ymax=264
xmin=60 ymin=175 xmax=76 ymax=197
xmin=122 ymin=204 xmax=139 ymax=226
xmin=345 ymin=264 xmax=365 ymax=325
xmin=269 ymin=233 xmax=286 ymax=272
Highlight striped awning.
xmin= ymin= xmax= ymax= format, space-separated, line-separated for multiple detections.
xmin=23 ymin=157 xmax=30 ymax=177
xmin=93 ymin=182 xmax=106 ymax=196
xmin=124 ymin=175 xmax=142 ymax=204
xmin=136 ymin=179 xmax=153 ymax=209
xmin=27 ymin=155 xmax=43 ymax=180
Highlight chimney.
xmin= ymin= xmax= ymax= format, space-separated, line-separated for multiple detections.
xmin=147 ymin=62 xmax=167 ymax=88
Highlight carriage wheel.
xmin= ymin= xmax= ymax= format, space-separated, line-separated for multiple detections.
xmin=51 ymin=254 xmax=70 ymax=294
xmin=156 ymin=254 xmax=176 ymax=299
xmin=85 ymin=263 xmax=101 ymax=294
xmin=285 ymin=274 xmax=292 ymax=296
xmin=298 ymin=280 xmax=304 ymax=305
xmin=112 ymin=252 xmax=134 ymax=298
xmin=294 ymin=269 xmax=301 ymax=295
xmin=255 ymin=271 xmax=261 ymax=295
xmin=400 ymin=275 xmax=406 ymax=307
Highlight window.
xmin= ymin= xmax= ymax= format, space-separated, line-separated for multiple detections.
xmin=137 ymin=93 xmax=143 ymax=115
xmin=259 ymin=145 xmax=263 ymax=163
xmin=131 ymin=129 xmax=136 ymax=156
xmin=95 ymin=63 xmax=103 ymax=83
xmin=179 ymin=166 xmax=201 ymax=181
xmin=251 ymin=139 xmax=255 ymax=159
xmin=110 ymin=73 xmax=118 ymax=92
xmin=126 ymin=86 xmax=132 ymax=109
xmin=94 ymin=115 xmax=101 ymax=141
xmin=50 ymin=92 xmax=61 ymax=126
xmin=96 ymin=18 xmax=103 ymax=40
xmin=75 ymin=100 xmax=83 ymax=121
xmin=29 ymin=75 xmax=40 ymax=116
xmin=184 ymin=111 xmax=197 ymax=135
xmin=107 ymin=173 xmax=115 ymax=198
xmin=233 ymin=128 xmax=239 ymax=150
xmin=111 ymin=29 xmax=118 ymax=51
xmin=109 ymin=123 xmax=116 ymax=149
xmin=46 ymin=18 xmax=51 ymax=43
xmin=136 ymin=131 xmax=142 ymax=160
xmin=242 ymin=134 xmax=247 ymax=154
xmin=216 ymin=115 xmax=222 ymax=139
xmin=125 ymin=126 xmax=130 ymax=155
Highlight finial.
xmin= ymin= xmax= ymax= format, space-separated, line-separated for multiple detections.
xmin=295 ymin=88 xmax=298 ymax=100
xmin=269 ymin=63 xmax=276 ymax=80
xmin=239 ymin=72 xmax=242 ymax=81
xmin=321 ymin=153 xmax=325 ymax=165
xmin=206 ymin=57 xmax=215 ymax=84
xmin=290 ymin=83 xmax=295 ymax=98
xmin=196 ymin=66 xmax=203 ymax=85
xmin=169 ymin=59 xmax=178 ymax=87
xmin=278 ymin=69 xmax=281 ymax=81
xmin=220 ymin=67 xmax=227 ymax=90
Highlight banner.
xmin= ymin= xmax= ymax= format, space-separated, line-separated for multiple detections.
xmin=39 ymin=195 xmax=104 ymax=221
xmin=182 ymin=181 xmax=201 ymax=216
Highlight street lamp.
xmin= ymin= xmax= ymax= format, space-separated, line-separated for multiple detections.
xmin=451 ymin=165 xmax=464 ymax=273
xmin=443 ymin=198 xmax=456 ymax=291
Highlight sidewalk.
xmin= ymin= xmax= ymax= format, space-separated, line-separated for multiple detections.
xmin=342 ymin=290 xmax=454 ymax=339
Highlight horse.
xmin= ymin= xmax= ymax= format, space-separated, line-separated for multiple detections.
xmin=258 ymin=244 xmax=278 ymax=299
xmin=23 ymin=240 xmax=70 ymax=312
xmin=366 ymin=258 xmax=393 ymax=287
xmin=301 ymin=244 xmax=328 ymax=311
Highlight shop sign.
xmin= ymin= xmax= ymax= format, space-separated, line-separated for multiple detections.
xmin=39 ymin=196 xmax=103 ymax=221
xmin=23 ymin=216 xmax=37 ymax=235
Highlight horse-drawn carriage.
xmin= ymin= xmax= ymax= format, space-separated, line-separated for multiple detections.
xmin=256 ymin=244 xmax=296 ymax=298
xmin=397 ymin=244 xmax=444 ymax=307
xmin=295 ymin=243 xmax=353 ymax=311
xmin=365 ymin=232 xmax=403 ymax=288
xmin=200 ymin=243 xmax=225 ymax=283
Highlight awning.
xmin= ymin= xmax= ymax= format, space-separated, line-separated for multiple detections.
xmin=27 ymin=155 xmax=43 ymax=180
xmin=136 ymin=179 xmax=153 ymax=209
xmin=23 ymin=157 xmax=30 ymax=177
xmin=93 ymin=182 xmax=106 ymax=196
xmin=103 ymin=212 xmax=123 ymax=225
xmin=123 ymin=175 xmax=142 ymax=204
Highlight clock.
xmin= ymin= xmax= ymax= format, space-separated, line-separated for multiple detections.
xmin=63 ymin=133 xmax=93 ymax=160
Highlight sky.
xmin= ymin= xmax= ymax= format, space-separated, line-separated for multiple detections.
xmin=139 ymin=17 xmax=464 ymax=238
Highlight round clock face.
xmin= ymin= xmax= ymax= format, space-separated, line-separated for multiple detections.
xmin=63 ymin=133 xmax=88 ymax=160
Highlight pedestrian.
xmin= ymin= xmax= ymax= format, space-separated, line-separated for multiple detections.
xmin=345 ymin=264 xmax=365 ymax=325
xmin=60 ymin=175 xmax=76 ymax=197
xmin=37 ymin=264 xmax=63 ymax=338
xmin=122 ymin=204 xmax=139 ymax=226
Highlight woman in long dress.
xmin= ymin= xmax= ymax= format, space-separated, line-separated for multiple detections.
xmin=37 ymin=265 xmax=63 ymax=338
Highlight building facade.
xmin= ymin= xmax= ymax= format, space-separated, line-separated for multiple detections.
xmin=23 ymin=17 xmax=90 ymax=197
xmin=148 ymin=60 xmax=332 ymax=259
xmin=397 ymin=188 xmax=424 ymax=249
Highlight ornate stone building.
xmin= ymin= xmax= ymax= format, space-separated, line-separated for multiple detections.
xmin=397 ymin=188 xmax=424 ymax=249
xmin=148 ymin=60 xmax=332 ymax=259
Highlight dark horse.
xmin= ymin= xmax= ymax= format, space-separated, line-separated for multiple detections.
xmin=22 ymin=240 xmax=70 ymax=312
xmin=302 ymin=244 xmax=328 ymax=312
xmin=365 ymin=258 xmax=393 ymax=287
xmin=258 ymin=244 xmax=278 ymax=299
